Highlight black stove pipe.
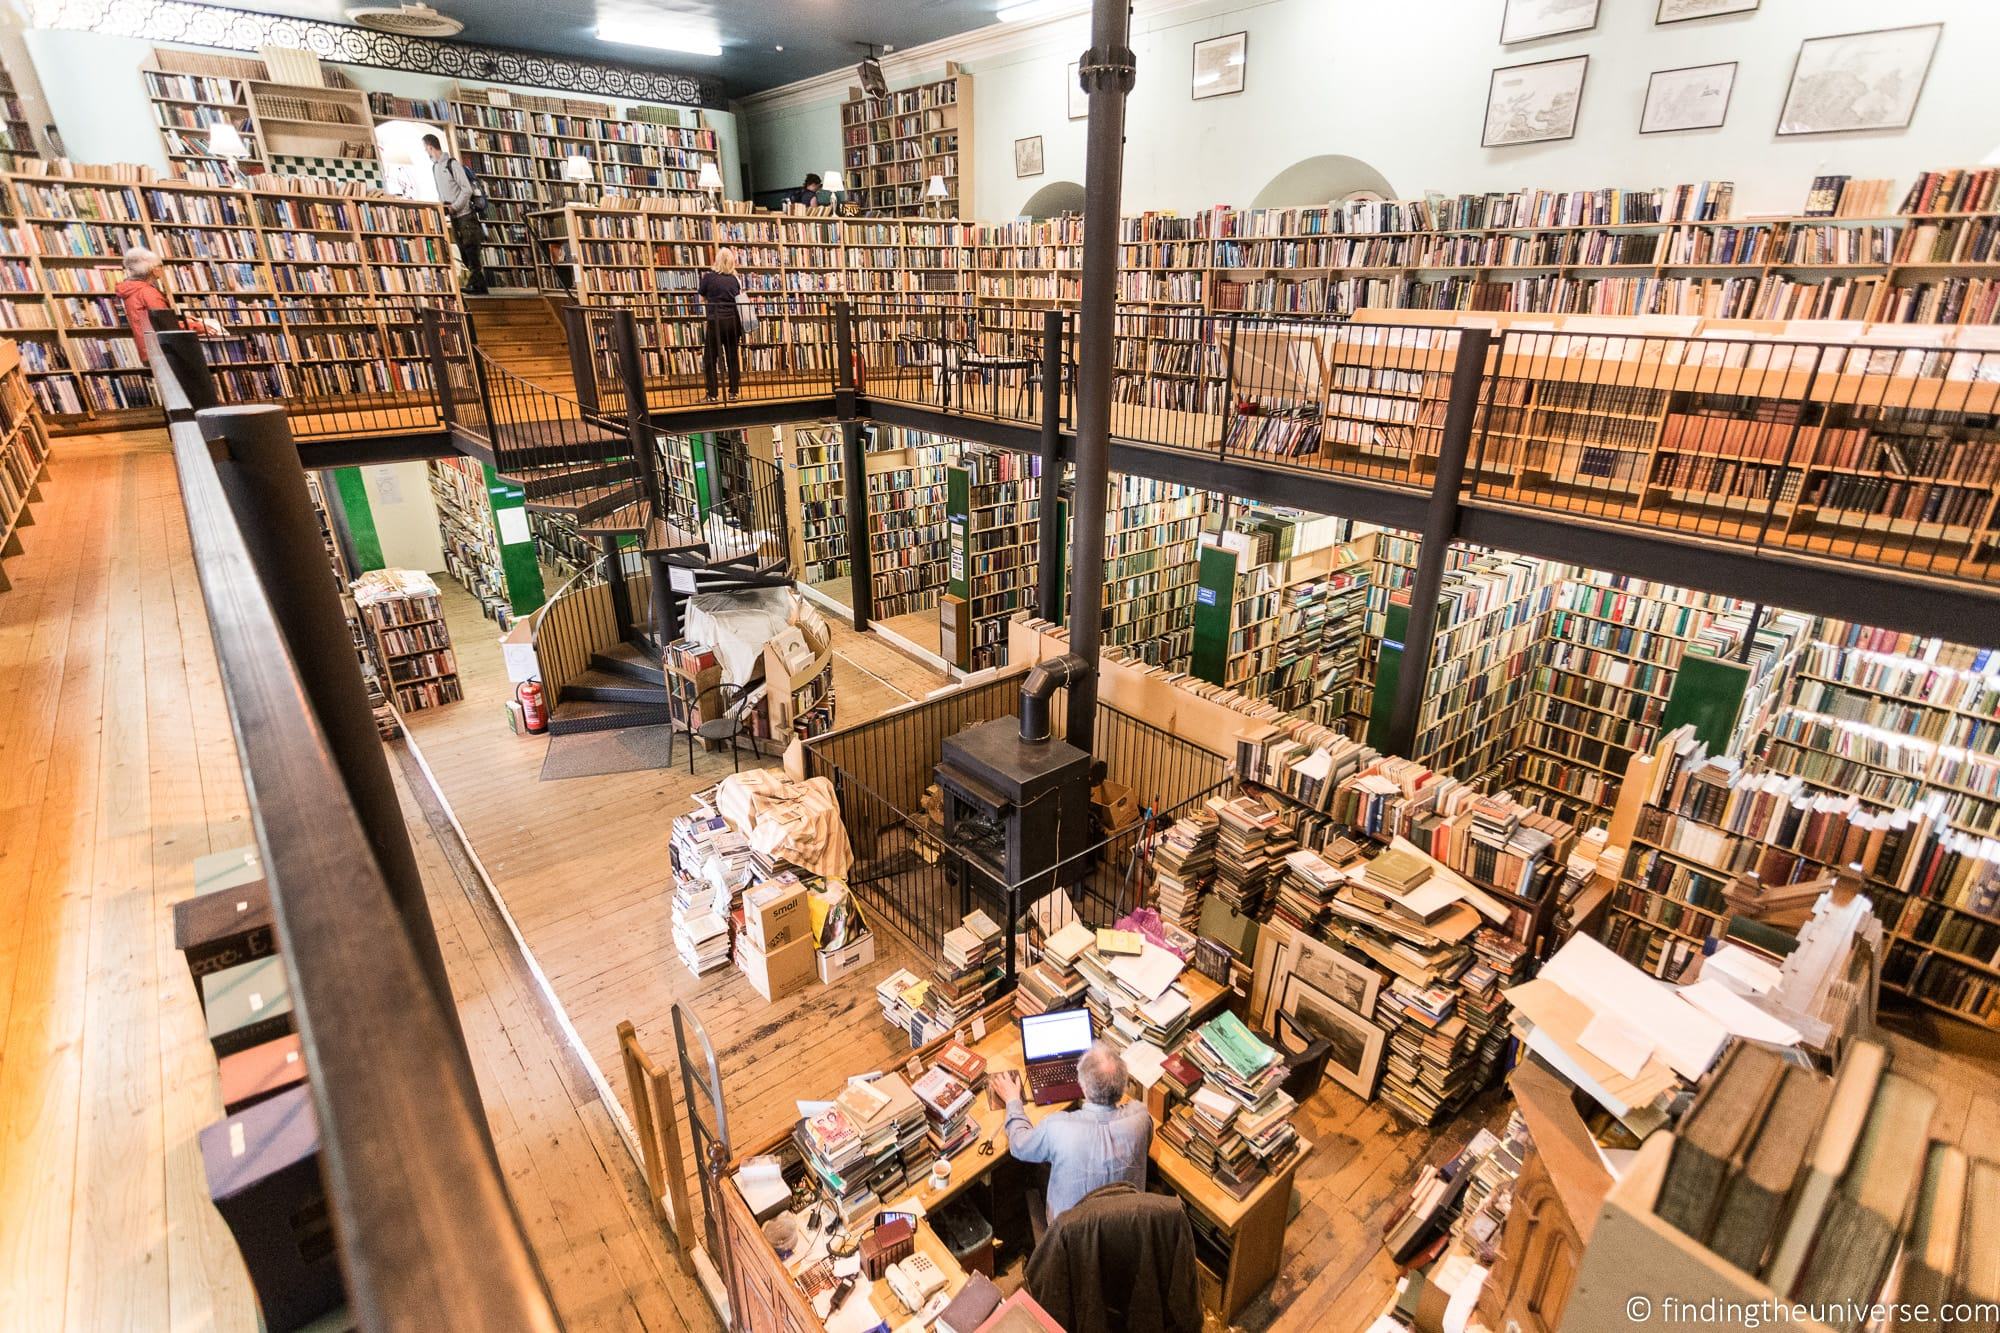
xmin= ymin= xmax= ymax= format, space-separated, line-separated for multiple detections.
xmin=1020 ymin=653 xmax=1090 ymax=743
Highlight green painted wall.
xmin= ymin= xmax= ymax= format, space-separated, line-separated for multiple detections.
xmin=332 ymin=467 xmax=385 ymax=572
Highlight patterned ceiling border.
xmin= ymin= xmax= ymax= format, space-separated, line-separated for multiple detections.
xmin=24 ymin=0 xmax=727 ymax=108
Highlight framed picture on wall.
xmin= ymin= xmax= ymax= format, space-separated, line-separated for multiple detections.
xmin=1192 ymin=32 xmax=1246 ymax=100
xmin=1482 ymin=54 xmax=1587 ymax=147
xmin=1777 ymin=24 xmax=1941 ymax=136
xmin=1656 ymin=0 xmax=1758 ymax=24
xmin=1281 ymin=975 xmax=1384 ymax=1099
xmin=1067 ymin=60 xmax=1087 ymax=120
xmin=1500 ymin=0 xmax=1599 ymax=45
xmin=1640 ymin=61 xmax=1737 ymax=133
xmin=1014 ymin=135 xmax=1044 ymax=178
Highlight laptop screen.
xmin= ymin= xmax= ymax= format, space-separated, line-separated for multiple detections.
xmin=1020 ymin=1008 xmax=1094 ymax=1062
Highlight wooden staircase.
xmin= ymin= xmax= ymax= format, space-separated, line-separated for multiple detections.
xmin=463 ymin=294 xmax=575 ymax=393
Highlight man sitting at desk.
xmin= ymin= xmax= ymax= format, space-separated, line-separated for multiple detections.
xmin=990 ymin=1042 xmax=1152 ymax=1229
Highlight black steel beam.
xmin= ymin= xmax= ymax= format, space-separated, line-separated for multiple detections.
xmin=295 ymin=430 xmax=457 ymax=469
xmin=1036 ymin=309 xmax=1066 ymax=622
xmin=646 ymin=394 xmax=836 ymax=436
xmin=1457 ymin=503 xmax=2000 ymax=645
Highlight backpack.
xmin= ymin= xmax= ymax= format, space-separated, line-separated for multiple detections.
xmin=450 ymin=156 xmax=490 ymax=218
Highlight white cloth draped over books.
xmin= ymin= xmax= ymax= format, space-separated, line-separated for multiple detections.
xmin=714 ymin=768 xmax=853 ymax=879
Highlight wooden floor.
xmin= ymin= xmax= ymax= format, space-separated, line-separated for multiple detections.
xmin=0 ymin=429 xmax=720 ymax=1331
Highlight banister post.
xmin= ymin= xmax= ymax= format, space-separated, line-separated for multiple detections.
xmin=154 ymin=328 xmax=219 ymax=415
xmin=420 ymin=306 xmax=456 ymax=431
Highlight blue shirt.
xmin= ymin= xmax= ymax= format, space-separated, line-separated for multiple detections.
xmin=1004 ymin=1097 xmax=1152 ymax=1222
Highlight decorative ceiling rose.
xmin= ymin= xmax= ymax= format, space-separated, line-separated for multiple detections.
xmin=26 ymin=0 xmax=726 ymax=107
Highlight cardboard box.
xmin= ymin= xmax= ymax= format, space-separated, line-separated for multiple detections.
xmin=739 ymin=934 xmax=817 ymax=1003
xmin=816 ymin=930 xmax=877 ymax=985
xmin=743 ymin=880 xmax=811 ymax=952
xmin=1092 ymin=780 xmax=1141 ymax=834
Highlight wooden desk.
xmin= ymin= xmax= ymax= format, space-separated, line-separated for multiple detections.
xmin=724 ymin=972 xmax=1310 ymax=1327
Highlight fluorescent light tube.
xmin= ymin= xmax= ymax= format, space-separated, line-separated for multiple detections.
xmin=596 ymin=14 xmax=721 ymax=56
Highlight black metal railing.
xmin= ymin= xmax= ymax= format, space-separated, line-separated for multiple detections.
xmin=804 ymin=678 xmax=1228 ymax=973
xmin=570 ymin=294 xmax=841 ymax=413
xmin=146 ymin=332 xmax=561 ymax=1331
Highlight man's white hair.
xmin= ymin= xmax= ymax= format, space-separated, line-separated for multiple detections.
xmin=122 ymin=246 xmax=160 ymax=278
xmin=1076 ymin=1041 xmax=1127 ymax=1106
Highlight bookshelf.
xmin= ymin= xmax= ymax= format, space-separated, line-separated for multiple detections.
xmin=949 ymin=444 xmax=1040 ymax=671
xmin=356 ymin=572 xmax=461 ymax=713
xmin=142 ymin=51 xmax=266 ymax=186
xmin=449 ymin=87 xmax=719 ymax=292
xmin=838 ymin=66 xmax=973 ymax=218
xmin=302 ymin=470 xmax=394 ymax=736
xmin=428 ymin=455 xmax=510 ymax=621
xmin=764 ymin=633 xmax=836 ymax=740
xmin=863 ymin=425 xmax=950 ymax=619
xmin=0 ymin=62 xmax=37 ymax=170
xmin=1091 ymin=474 xmax=1211 ymax=667
xmin=0 ymin=339 xmax=48 ymax=590
xmin=789 ymin=422 xmax=848 ymax=587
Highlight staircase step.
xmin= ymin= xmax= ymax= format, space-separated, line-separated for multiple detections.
xmin=591 ymin=641 xmax=665 ymax=685
xmin=526 ymin=482 xmax=644 ymax=523
xmin=561 ymin=668 xmax=670 ymax=705
xmin=579 ymin=497 xmax=651 ymax=535
xmin=505 ymin=460 xmax=633 ymax=496
xmin=546 ymin=697 xmax=677 ymax=736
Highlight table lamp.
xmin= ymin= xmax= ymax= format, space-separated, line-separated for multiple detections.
xmin=926 ymin=174 xmax=948 ymax=217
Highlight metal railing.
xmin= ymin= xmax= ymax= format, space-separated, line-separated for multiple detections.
xmin=804 ymin=677 xmax=1229 ymax=973
xmin=569 ymin=294 xmax=842 ymax=412
xmin=147 ymin=332 xmax=560 ymax=1331
xmin=528 ymin=546 xmax=652 ymax=704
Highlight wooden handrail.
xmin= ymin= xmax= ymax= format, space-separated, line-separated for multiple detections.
xmin=153 ymin=342 xmax=562 ymax=1332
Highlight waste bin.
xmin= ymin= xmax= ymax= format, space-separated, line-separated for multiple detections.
xmin=932 ymin=1198 xmax=995 ymax=1277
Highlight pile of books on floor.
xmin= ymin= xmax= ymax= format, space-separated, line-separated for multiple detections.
xmin=1449 ymin=1111 xmax=1530 ymax=1265
xmin=1149 ymin=808 xmax=1218 ymax=931
xmin=668 ymin=792 xmax=755 ymax=977
xmin=875 ymin=968 xmax=928 ymax=1036
xmin=1015 ymin=919 xmax=1092 ymax=1017
xmin=1270 ymin=846 xmax=1343 ymax=936
xmin=1374 ymin=976 xmax=1480 ymax=1126
xmin=792 ymin=1072 xmax=928 ymax=1227
xmin=1212 ymin=792 xmax=1296 ymax=918
xmin=911 ymin=1062 xmax=980 ymax=1158
xmin=1160 ymin=1012 xmax=1301 ymax=1199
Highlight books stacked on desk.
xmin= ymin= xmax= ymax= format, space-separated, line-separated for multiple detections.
xmin=922 ymin=910 xmax=1006 ymax=1037
xmin=793 ymin=1104 xmax=874 ymax=1225
xmin=910 ymin=1064 xmax=979 ymax=1158
xmin=1149 ymin=808 xmax=1218 ymax=931
xmin=1073 ymin=938 xmax=1192 ymax=1054
xmin=1163 ymin=1012 xmax=1300 ymax=1198
xmin=1015 ymin=920 xmax=1092 ymax=1017
xmin=1213 ymin=792 xmax=1296 ymax=918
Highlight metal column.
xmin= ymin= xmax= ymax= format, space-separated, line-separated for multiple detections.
xmin=1064 ymin=0 xmax=1137 ymax=751
xmin=833 ymin=299 xmax=874 ymax=631
xmin=1385 ymin=327 xmax=1492 ymax=757
xmin=1036 ymin=308 xmax=1066 ymax=621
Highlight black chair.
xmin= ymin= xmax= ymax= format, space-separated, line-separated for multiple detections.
xmin=692 ymin=680 xmax=768 ymax=773
xmin=1272 ymin=1006 xmax=1336 ymax=1104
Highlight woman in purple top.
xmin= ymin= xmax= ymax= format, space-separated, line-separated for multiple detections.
xmin=700 ymin=246 xmax=743 ymax=401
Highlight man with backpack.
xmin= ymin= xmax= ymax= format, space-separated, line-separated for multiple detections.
xmin=425 ymin=133 xmax=488 ymax=294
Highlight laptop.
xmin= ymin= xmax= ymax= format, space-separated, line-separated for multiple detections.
xmin=1018 ymin=1008 xmax=1094 ymax=1106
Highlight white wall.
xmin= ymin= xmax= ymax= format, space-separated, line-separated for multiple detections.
xmin=360 ymin=463 xmax=447 ymax=574
xmin=17 ymin=25 xmax=746 ymax=198
xmin=744 ymin=0 xmax=2000 ymax=221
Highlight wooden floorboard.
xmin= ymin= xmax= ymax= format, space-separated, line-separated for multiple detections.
xmin=0 ymin=428 xmax=726 ymax=1332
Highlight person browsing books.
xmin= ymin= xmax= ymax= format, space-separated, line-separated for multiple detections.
xmin=117 ymin=247 xmax=222 ymax=347
xmin=699 ymin=246 xmax=744 ymax=402
xmin=991 ymin=1041 xmax=1151 ymax=1230
xmin=424 ymin=133 xmax=487 ymax=295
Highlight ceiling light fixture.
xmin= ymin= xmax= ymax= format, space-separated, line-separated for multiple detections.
xmin=994 ymin=0 xmax=1076 ymax=24
xmin=595 ymin=13 xmax=723 ymax=56
xmin=774 ymin=44 xmax=784 ymax=51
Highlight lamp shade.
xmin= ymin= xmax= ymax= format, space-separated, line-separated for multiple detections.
xmin=823 ymin=169 xmax=845 ymax=194
xmin=926 ymin=174 xmax=948 ymax=199
xmin=563 ymin=153 xmax=593 ymax=182
xmin=697 ymin=160 xmax=724 ymax=191
xmin=206 ymin=121 xmax=249 ymax=159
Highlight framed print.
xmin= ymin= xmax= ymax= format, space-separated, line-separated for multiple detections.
xmin=1641 ymin=61 xmax=1737 ymax=133
xmin=1014 ymin=135 xmax=1044 ymax=178
xmin=1656 ymin=0 xmax=1758 ymax=23
xmin=1192 ymin=32 xmax=1246 ymax=100
xmin=1500 ymin=0 xmax=1598 ymax=45
xmin=1067 ymin=60 xmax=1087 ymax=120
xmin=1281 ymin=975 xmax=1384 ymax=1099
xmin=1483 ymin=55 xmax=1587 ymax=147
xmin=1287 ymin=932 xmax=1382 ymax=1017
xmin=1777 ymin=24 xmax=1941 ymax=136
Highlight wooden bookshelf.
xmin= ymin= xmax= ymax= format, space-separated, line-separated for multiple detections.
xmin=429 ymin=455 xmax=509 ymax=620
xmin=838 ymin=66 xmax=973 ymax=218
xmin=142 ymin=51 xmax=266 ymax=186
xmin=357 ymin=574 xmax=461 ymax=713
xmin=302 ymin=469 xmax=395 ymax=736
xmin=863 ymin=425 xmax=949 ymax=619
xmin=1091 ymin=474 xmax=1211 ymax=667
xmin=951 ymin=444 xmax=1039 ymax=671
xmin=789 ymin=422 xmax=847 ymax=586
xmin=0 ymin=339 xmax=48 ymax=591
xmin=0 ymin=63 xmax=38 ymax=170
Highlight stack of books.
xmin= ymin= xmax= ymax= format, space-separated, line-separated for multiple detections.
xmin=1150 ymin=809 xmax=1218 ymax=930
xmin=1015 ymin=919 xmax=1092 ymax=1017
xmin=1167 ymin=1012 xmax=1300 ymax=1197
xmin=1073 ymin=938 xmax=1192 ymax=1055
xmin=1270 ymin=847 xmax=1343 ymax=936
xmin=668 ymin=798 xmax=754 ymax=975
xmin=793 ymin=1104 xmax=874 ymax=1225
xmin=672 ymin=909 xmax=730 ymax=975
xmin=1213 ymin=793 xmax=1295 ymax=918
xmin=1450 ymin=1111 xmax=1531 ymax=1264
xmin=829 ymin=1073 xmax=931 ymax=1213
xmin=910 ymin=1064 xmax=979 ymax=1158
xmin=1374 ymin=977 xmax=1479 ymax=1126
xmin=875 ymin=968 xmax=928 ymax=1034
xmin=923 ymin=910 xmax=1006 ymax=1036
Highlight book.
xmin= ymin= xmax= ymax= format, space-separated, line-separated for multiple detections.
xmin=1889 ymin=1144 xmax=1967 ymax=1332
xmin=1096 ymin=927 xmax=1144 ymax=957
xmin=1792 ymin=1070 xmax=1938 ymax=1319
xmin=1764 ymin=1040 xmax=1887 ymax=1293
xmin=1707 ymin=1063 xmax=1831 ymax=1274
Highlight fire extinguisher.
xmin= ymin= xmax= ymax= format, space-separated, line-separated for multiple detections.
xmin=517 ymin=679 xmax=549 ymax=735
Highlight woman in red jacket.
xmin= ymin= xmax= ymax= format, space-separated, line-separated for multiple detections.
xmin=117 ymin=247 xmax=220 ymax=346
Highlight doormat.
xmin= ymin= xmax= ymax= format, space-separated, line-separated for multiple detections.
xmin=539 ymin=724 xmax=684 ymax=780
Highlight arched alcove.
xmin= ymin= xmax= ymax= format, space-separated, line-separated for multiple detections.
xmin=375 ymin=119 xmax=443 ymax=201
xmin=1250 ymin=155 xmax=1396 ymax=209
xmin=1020 ymin=180 xmax=1085 ymax=219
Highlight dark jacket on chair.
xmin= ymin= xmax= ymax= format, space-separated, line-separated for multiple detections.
xmin=1023 ymin=1182 xmax=1201 ymax=1333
